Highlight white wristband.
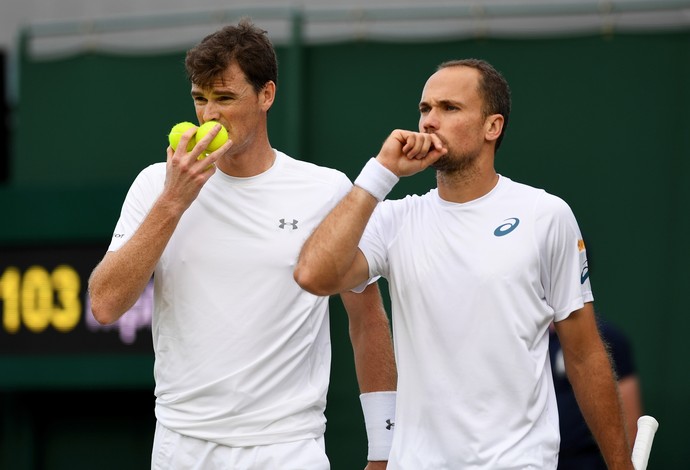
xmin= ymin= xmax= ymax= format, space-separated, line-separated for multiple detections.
xmin=360 ymin=391 xmax=396 ymax=461
xmin=354 ymin=158 xmax=399 ymax=202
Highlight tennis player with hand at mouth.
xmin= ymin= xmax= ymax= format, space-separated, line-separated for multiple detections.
xmin=294 ymin=58 xmax=633 ymax=469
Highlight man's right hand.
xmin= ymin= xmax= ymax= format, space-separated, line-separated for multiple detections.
xmin=375 ymin=129 xmax=446 ymax=177
xmin=162 ymin=123 xmax=230 ymax=213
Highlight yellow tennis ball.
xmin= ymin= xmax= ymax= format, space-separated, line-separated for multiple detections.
xmin=168 ymin=122 xmax=197 ymax=151
xmin=196 ymin=121 xmax=228 ymax=153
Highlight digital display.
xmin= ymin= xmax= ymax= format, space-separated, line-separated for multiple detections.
xmin=0 ymin=244 xmax=153 ymax=353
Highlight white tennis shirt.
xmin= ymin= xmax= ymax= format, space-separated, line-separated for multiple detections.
xmin=108 ymin=151 xmax=352 ymax=446
xmin=359 ymin=175 xmax=593 ymax=469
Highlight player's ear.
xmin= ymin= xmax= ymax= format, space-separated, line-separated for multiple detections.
xmin=260 ymin=81 xmax=276 ymax=112
xmin=485 ymin=114 xmax=504 ymax=143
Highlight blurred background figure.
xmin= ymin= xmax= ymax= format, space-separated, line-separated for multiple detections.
xmin=550 ymin=318 xmax=642 ymax=469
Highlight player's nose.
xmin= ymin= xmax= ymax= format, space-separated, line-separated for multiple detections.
xmin=420 ymin=111 xmax=439 ymax=132
xmin=203 ymin=101 xmax=221 ymax=122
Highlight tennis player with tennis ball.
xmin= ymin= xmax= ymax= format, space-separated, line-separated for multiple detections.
xmin=89 ymin=19 xmax=396 ymax=470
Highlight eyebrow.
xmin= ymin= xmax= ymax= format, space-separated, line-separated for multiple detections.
xmin=420 ymin=99 xmax=462 ymax=108
xmin=191 ymin=88 xmax=237 ymax=98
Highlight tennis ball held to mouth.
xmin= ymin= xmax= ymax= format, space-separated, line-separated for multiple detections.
xmin=168 ymin=121 xmax=228 ymax=158
xmin=196 ymin=121 xmax=229 ymax=153
xmin=168 ymin=122 xmax=197 ymax=151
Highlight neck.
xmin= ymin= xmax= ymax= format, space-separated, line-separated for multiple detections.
xmin=216 ymin=139 xmax=276 ymax=178
xmin=436 ymin=164 xmax=499 ymax=203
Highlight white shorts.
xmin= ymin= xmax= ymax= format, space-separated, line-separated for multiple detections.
xmin=151 ymin=422 xmax=330 ymax=470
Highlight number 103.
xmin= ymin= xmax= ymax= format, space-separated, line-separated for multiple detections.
xmin=0 ymin=265 xmax=81 ymax=334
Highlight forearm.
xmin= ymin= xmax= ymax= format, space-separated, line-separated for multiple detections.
xmin=567 ymin=347 xmax=633 ymax=469
xmin=295 ymin=186 xmax=378 ymax=295
xmin=342 ymin=285 xmax=397 ymax=465
xmin=351 ymin=311 xmax=396 ymax=393
xmin=342 ymin=286 xmax=397 ymax=392
xmin=350 ymin=309 xmax=397 ymax=393
xmin=88 ymin=197 xmax=183 ymax=324
xmin=296 ymin=132 xmax=445 ymax=296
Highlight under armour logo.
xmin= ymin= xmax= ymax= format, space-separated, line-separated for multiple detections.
xmin=386 ymin=419 xmax=395 ymax=430
xmin=279 ymin=218 xmax=299 ymax=230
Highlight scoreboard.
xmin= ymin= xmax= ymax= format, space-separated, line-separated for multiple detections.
xmin=0 ymin=244 xmax=154 ymax=388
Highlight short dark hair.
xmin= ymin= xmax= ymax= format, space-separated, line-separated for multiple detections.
xmin=185 ymin=18 xmax=278 ymax=93
xmin=438 ymin=59 xmax=511 ymax=151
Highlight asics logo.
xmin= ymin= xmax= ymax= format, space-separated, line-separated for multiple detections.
xmin=581 ymin=262 xmax=590 ymax=284
xmin=279 ymin=219 xmax=298 ymax=230
xmin=494 ymin=218 xmax=520 ymax=237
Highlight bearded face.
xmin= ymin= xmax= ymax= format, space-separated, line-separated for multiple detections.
xmin=431 ymin=143 xmax=481 ymax=174
xmin=419 ymin=67 xmax=490 ymax=177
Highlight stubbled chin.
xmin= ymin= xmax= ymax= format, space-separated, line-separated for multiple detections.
xmin=431 ymin=155 xmax=452 ymax=171
xmin=431 ymin=152 xmax=479 ymax=174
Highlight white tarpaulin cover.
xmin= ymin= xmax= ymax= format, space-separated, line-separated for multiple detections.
xmin=4 ymin=0 xmax=690 ymax=58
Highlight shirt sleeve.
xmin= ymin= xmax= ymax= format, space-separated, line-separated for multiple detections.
xmin=107 ymin=163 xmax=165 ymax=252
xmin=537 ymin=192 xmax=594 ymax=322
